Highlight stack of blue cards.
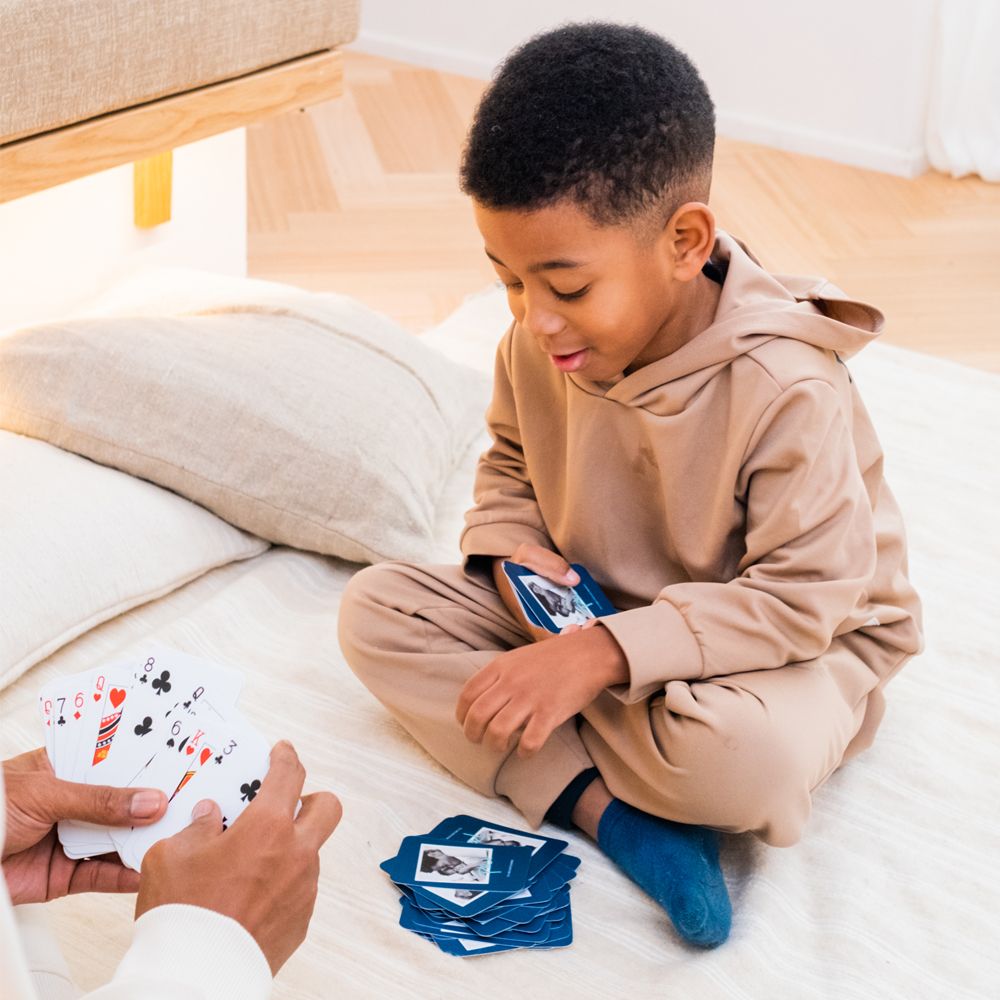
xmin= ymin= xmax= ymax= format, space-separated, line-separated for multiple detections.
xmin=380 ymin=815 xmax=581 ymax=957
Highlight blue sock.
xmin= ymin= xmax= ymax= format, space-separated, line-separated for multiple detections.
xmin=597 ymin=798 xmax=732 ymax=948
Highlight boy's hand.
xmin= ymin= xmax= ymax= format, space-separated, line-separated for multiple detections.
xmin=492 ymin=543 xmax=580 ymax=642
xmin=456 ymin=625 xmax=628 ymax=757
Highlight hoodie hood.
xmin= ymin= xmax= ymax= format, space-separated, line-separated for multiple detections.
xmin=569 ymin=230 xmax=884 ymax=403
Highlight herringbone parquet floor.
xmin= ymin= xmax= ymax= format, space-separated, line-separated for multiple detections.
xmin=248 ymin=51 xmax=1000 ymax=373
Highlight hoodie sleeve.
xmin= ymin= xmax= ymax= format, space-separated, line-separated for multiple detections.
xmin=599 ymin=378 xmax=878 ymax=702
xmin=460 ymin=327 xmax=555 ymax=570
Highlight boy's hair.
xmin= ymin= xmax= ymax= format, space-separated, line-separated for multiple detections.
xmin=460 ymin=22 xmax=715 ymax=230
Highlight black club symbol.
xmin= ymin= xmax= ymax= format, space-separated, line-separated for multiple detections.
xmin=214 ymin=755 xmax=223 ymax=764
xmin=138 ymin=674 xmax=148 ymax=684
xmin=57 ymin=716 xmax=66 ymax=726
xmin=134 ymin=716 xmax=153 ymax=737
xmin=152 ymin=670 xmax=172 ymax=696
xmin=240 ymin=779 xmax=261 ymax=802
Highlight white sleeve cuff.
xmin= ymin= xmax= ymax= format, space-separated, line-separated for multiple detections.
xmin=90 ymin=904 xmax=272 ymax=1000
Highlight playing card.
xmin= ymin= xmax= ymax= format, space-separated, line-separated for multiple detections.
xmin=38 ymin=645 xmax=259 ymax=868
xmin=434 ymin=936 xmax=521 ymax=957
xmin=430 ymin=814 xmax=568 ymax=880
xmin=117 ymin=707 xmax=272 ymax=870
xmin=40 ymin=668 xmax=103 ymax=778
xmin=92 ymin=647 xmax=243 ymax=791
xmin=382 ymin=837 xmax=534 ymax=893
xmin=502 ymin=561 xmax=617 ymax=634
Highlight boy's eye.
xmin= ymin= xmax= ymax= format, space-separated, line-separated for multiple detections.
xmin=553 ymin=285 xmax=590 ymax=301
xmin=503 ymin=281 xmax=524 ymax=293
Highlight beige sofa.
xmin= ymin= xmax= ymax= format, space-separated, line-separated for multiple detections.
xmin=0 ymin=0 xmax=359 ymax=212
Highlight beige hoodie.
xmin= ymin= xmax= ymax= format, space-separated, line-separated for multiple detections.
xmin=461 ymin=231 xmax=923 ymax=702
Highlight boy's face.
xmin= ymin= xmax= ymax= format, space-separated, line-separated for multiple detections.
xmin=474 ymin=198 xmax=715 ymax=381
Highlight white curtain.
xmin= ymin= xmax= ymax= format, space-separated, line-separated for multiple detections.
xmin=925 ymin=0 xmax=1000 ymax=181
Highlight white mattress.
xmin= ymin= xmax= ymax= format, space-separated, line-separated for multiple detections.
xmin=1 ymin=278 xmax=997 ymax=1000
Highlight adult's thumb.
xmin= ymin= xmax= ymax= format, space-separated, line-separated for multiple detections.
xmin=189 ymin=799 xmax=223 ymax=828
xmin=43 ymin=775 xmax=167 ymax=828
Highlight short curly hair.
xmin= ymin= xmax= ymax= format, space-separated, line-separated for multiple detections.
xmin=460 ymin=22 xmax=715 ymax=228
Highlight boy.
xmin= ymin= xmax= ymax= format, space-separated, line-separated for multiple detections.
xmin=339 ymin=23 xmax=923 ymax=949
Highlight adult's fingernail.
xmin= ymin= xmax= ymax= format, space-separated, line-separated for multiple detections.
xmin=130 ymin=790 xmax=164 ymax=818
xmin=565 ymin=571 xmax=579 ymax=585
xmin=191 ymin=800 xmax=214 ymax=820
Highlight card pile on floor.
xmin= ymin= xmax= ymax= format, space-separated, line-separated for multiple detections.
xmin=38 ymin=644 xmax=271 ymax=871
xmin=380 ymin=815 xmax=581 ymax=957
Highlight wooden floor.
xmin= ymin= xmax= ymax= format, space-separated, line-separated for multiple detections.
xmin=248 ymin=50 xmax=1000 ymax=374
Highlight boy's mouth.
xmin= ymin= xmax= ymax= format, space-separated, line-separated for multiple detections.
xmin=550 ymin=348 xmax=589 ymax=372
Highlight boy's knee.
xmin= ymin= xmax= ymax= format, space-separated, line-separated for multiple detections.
xmin=655 ymin=687 xmax=814 ymax=845
xmin=341 ymin=562 xmax=386 ymax=612
xmin=338 ymin=562 xmax=413 ymax=662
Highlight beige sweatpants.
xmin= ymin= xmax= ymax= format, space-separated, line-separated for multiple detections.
xmin=338 ymin=562 xmax=885 ymax=847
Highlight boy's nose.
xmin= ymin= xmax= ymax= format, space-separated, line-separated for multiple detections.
xmin=520 ymin=296 xmax=565 ymax=340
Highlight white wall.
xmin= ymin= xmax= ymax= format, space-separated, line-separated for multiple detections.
xmin=355 ymin=0 xmax=938 ymax=177
xmin=0 ymin=128 xmax=247 ymax=332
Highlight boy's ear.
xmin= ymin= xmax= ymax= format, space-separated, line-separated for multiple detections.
xmin=667 ymin=202 xmax=716 ymax=281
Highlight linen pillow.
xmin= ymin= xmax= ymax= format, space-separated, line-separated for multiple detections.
xmin=0 ymin=296 xmax=490 ymax=564
xmin=0 ymin=431 xmax=267 ymax=691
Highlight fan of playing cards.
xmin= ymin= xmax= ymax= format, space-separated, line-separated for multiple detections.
xmin=38 ymin=644 xmax=272 ymax=872
xmin=381 ymin=815 xmax=580 ymax=956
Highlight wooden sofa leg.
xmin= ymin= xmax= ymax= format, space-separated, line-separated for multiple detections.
xmin=134 ymin=150 xmax=173 ymax=228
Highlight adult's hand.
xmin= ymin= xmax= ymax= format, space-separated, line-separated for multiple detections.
xmin=492 ymin=542 xmax=581 ymax=641
xmin=136 ymin=741 xmax=342 ymax=976
xmin=2 ymin=748 xmax=167 ymax=904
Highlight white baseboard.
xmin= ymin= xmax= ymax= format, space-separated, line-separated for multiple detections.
xmin=352 ymin=30 xmax=929 ymax=180
xmin=716 ymin=110 xmax=928 ymax=179
xmin=352 ymin=30 xmax=495 ymax=80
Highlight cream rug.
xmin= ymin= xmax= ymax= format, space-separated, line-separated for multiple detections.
xmin=1 ymin=279 xmax=997 ymax=1000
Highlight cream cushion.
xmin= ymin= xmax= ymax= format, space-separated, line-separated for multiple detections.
xmin=0 ymin=431 xmax=267 ymax=691
xmin=0 ymin=294 xmax=489 ymax=565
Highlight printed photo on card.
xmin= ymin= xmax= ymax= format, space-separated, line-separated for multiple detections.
xmin=520 ymin=575 xmax=594 ymax=627
xmin=416 ymin=844 xmax=491 ymax=885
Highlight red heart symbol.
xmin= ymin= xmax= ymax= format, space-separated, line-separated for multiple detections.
xmin=186 ymin=743 xmax=195 ymax=755
xmin=93 ymin=693 xmax=101 ymax=701
xmin=110 ymin=688 xmax=126 ymax=709
xmin=200 ymin=747 xmax=211 ymax=765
